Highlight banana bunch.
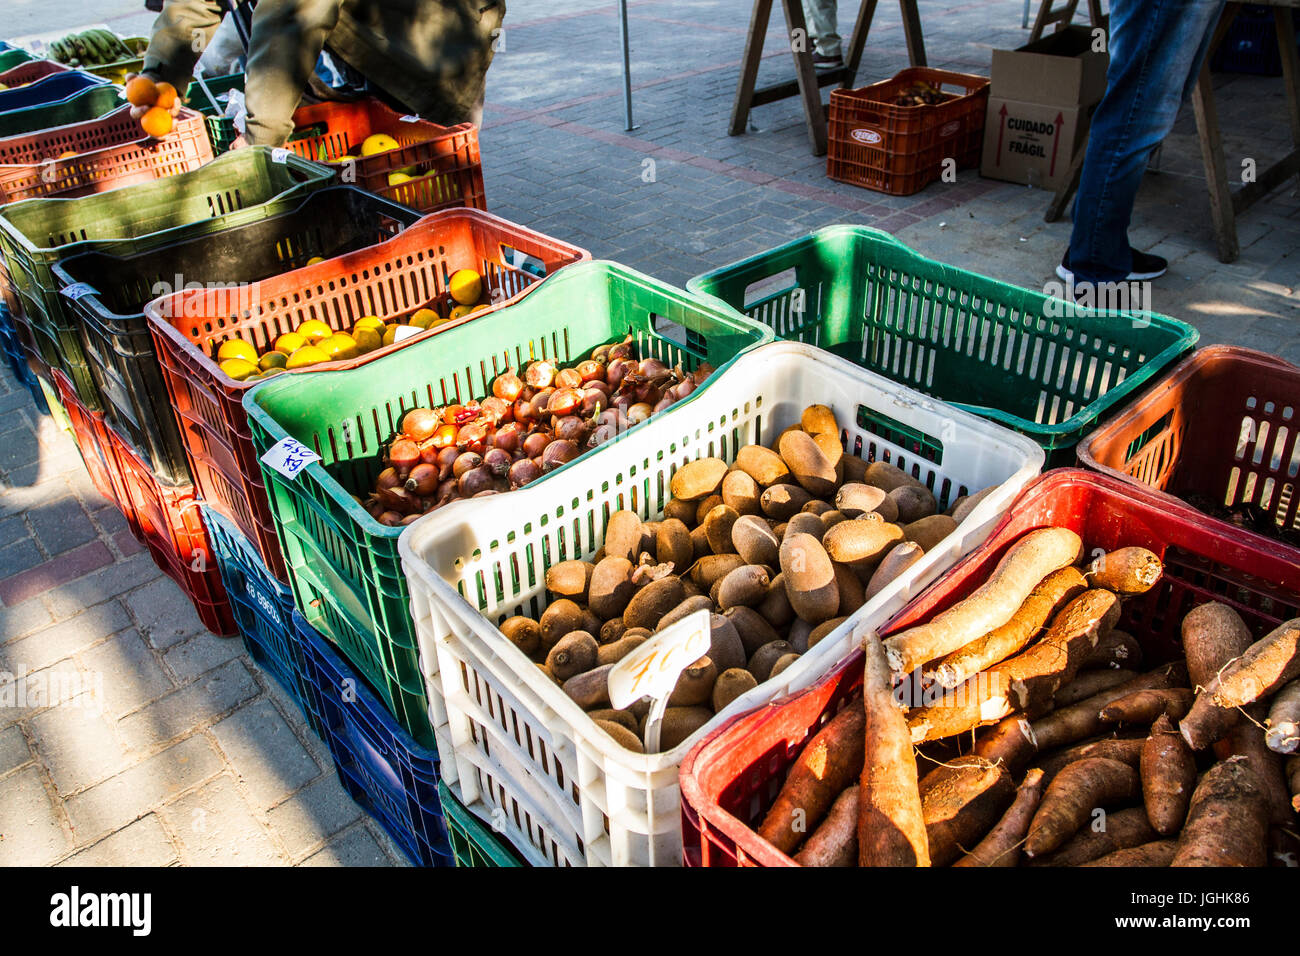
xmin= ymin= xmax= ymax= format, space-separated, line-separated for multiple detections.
xmin=49 ymin=29 xmax=138 ymax=66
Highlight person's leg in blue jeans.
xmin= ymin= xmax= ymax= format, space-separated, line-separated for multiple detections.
xmin=1062 ymin=0 xmax=1225 ymax=284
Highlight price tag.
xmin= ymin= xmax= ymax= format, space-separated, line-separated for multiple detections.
xmin=270 ymin=147 xmax=291 ymax=164
xmin=608 ymin=609 xmax=712 ymax=751
xmin=399 ymin=114 xmax=421 ymax=123
xmin=260 ymin=437 xmax=321 ymax=480
xmin=60 ymin=282 xmax=99 ymax=301
xmin=392 ymin=324 xmax=423 ymax=343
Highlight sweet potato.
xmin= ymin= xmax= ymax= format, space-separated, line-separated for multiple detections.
xmin=758 ymin=702 xmax=866 ymax=855
xmin=1025 ymin=807 xmax=1156 ymax=866
xmin=1037 ymin=736 xmax=1144 ymax=785
xmin=1081 ymin=840 xmax=1177 ymax=867
xmin=1082 ymin=629 xmax=1143 ymax=671
xmin=1084 ymin=546 xmax=1162 ymax=594
xmin=953 ymin=768 xmax=1046 ymax=867
xmin=1098 ymin=688 xmax=1194 ymax=725
xmin=1212 ymin=706 xmax=1294 ymax=825
xmin=858 ymin=634 xmax=930 ymax=867
xmin=919 ymin=756 xmax=1015 ymax=867
xmin=1265 ymin=679 xmax=1300 ymax=754
xmin=884 ymin=527 xmax=1083 ymax=674
xmin=1171 ymin=758 xmax=1269 ymax=867
xmin=907 ymin=589 xmax=1120 ymax=742
xmin=1142 ymin=714 xmax=1197 ymax=835
xmin=1052 ymin=668 xmax=1139 ymax=706
xmin=1031 ymin=661 xmax=1187 ymax=753
xmin=1024 ymin=757 xmax=1141 ymax=858
xmin=794 ymin=785 xmax=859 ymax=867
xmin=1181 ymin=619 xmax=1300 ymax=750
xmin=931 ymin=567 xmax=1088 ymax=689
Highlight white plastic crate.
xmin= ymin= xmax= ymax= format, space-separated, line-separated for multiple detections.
xmin=399 ymin=341 xmax=1045 ymax=866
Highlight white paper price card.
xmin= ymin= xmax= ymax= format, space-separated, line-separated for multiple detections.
xmin=60 ymin=282 xmax=99 ymax=300
xmin=399 ymin=114 xmax=421 ymax=123
xmin=270 ymin=147 xmax=291 ymax=164
xmin=392 ymin=324 xmax=423 ymax=343
xmin=607 ymin=608 xmax=712 ymax=710
xmin=260 ymin=437 xmax=321 ymax=480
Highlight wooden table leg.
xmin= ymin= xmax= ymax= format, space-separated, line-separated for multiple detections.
xmin=899 ymin=0 xmax=927 ymax=67
xmin=841 ymin=0 xmax=880 ymax=89
xmin=730 ymin=0 xmax=774 ymax=137
xmin=1275 ymin=5 xmax=1300 ymax=190
xmin=1192 ymin=58 xmax=1240 ymax=262
xmin=781 ymin=0 xmax=829 ymax=155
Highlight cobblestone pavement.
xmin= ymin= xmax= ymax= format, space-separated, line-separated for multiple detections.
xmin=4 ymin=0 xmax=1298 ymax=866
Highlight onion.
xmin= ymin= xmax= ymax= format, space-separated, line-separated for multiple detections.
xmin=522 ymin=430 xmax=551 ymax=459
xmin=590 ymin=422 xmax=618 ymax=446
xmin=508 ymin=457 xmax=542 ymax=489
xmin=456 ymin=422 xmax=489 ymax=454
xmin=376 ymin=485 xmax=417 ymax=512
xmin=577 ymin=359 xmax=605 ymax=383
xmin=547 ymin=387 xmax=583 ymax=417
xmin=436 ymin=445 xmax=459 ymax=479
xmin=458 ymin=465 xmax=495 ymax=497
xmin=442 ymin=404 xmax=465 ymax=425
xmin=638 ymin=357 xmax=669 ymax=379
xmin=555 ymin=367 xmax=584 ymax=389
xmin=524 ymin=360 xmax=556 ymax=389
xmin=691 ymin=362 xmax=715 ymax=384
xmin=480 ymin=396 xmax=511 ymax=426
xmin=376 ymin=467 xmax=401 ymax=491
xmin=431 ymin=423 xmax=458 ymax=448
xmin=405 ymin=463 xmax=440 ymax=495
xmin=401 ymin=514 xmax=422 ymax=525
xmin=364 ymin=498 xmax=386 ymax=519
xmin=512 ymin=397 xmax=534 ymax=422
xmin=492 ymin=370 xmax=524 ymax=402
xmin=580 ymin=389 xmax=604 ymax=416
xmin=483 ymin=447 xmax=512 ymax=477
xmin=653 ymin=396 xmax=674 ymax=413
xmin=379 ymin=511 xmax=406 ymax=527
xmin=388 ymin=439 xmax=420 ymax=470
xmin=402 ymin=407 xmax=439 ymax=442
xmin=608 ymin=340 xmax=634 ymax=361
xmin=452 ymin=451 xmax=484 ymax=479
xmin=592 ymin=344 xmax=611 ymax=364
xmin=541 ymin=438 xmax=579 ymax=472
xmin=529 ymin=388 xmax=554 ymax=420
xmin=554 ymin=415 xmax=588 ymax=442
xmin=437 ymin=478 xmax=459 ymax=503
xmin=606 ymin=358 xmax=632 ymax=388
xmin=627 ymin=402 xmax=653 ymax=425
xmin=675 ymin=377 xmax=697 ymax=400
xmin=419 ymin=440 xmax=442 ymax=465
xmin=491 ymin=422 xmax=523 ymax=454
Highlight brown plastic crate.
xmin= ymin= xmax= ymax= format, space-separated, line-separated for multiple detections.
xmin=1078 ymin=345 xmax=1300 ymax=552
xmin=827 ymin=67 xmax=989 ymax=196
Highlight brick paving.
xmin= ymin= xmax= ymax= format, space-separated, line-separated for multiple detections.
xmin=4 ymin=0 xmax=1300 ymax=866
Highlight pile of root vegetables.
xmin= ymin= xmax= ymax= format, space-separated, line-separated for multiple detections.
xmin=494 ymin=403 xmax=996 ymax=755
xmin=362 ymin=335 xmax=713 ymax=525
xmin=757 ymin=527 xmax=1300 ymax=866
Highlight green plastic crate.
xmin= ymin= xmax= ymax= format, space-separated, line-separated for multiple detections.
xmin=185 ymin=72 xmax=245 ymax=154
xmin=687 ymin=226 xmax=1200 ymax=466
xmin=0 ymin=50 xmax=34 ymax=73
xmin=244 ymin=260 xmax=771 ymax=748
xmin=0 ymin=84 xmax=123 ymax=138
xmin=439 ymin=781 xmax=523 ymax=867
xmin=0 ymin=146 xmax=333 ymax=409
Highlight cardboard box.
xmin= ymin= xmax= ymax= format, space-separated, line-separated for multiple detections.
xmin=981 ymin=26 xmax=1109 ymax=190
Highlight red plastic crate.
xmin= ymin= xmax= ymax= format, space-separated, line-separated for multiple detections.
xmin=827 ymin=67 xmax=989 ymax=196
xmin=145 ymin=207 xmax=588 ymax=580
xmin=0 ymin=59 xmax=70 ymax=87
xmin=51 ymin=368 xmax=121 ymax=511
xmin=101 ymin=422 xmax=236 ymax=636
xmin=1078 ymin=345 xmax=1300 ymax=554
xmin=0 ymin=105 xmax=213 ymax=202
xmin=678 ymin=469 xmax=1300 ymax=866
xmin=287 ymin=98 xmax=485 ymax=213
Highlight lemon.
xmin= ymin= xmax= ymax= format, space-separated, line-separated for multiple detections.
xmin=220 ymin=358 xmax=260 ymax=381
xmin=217 ymin=339 xmax=258 ymax=364
xmin=259 ymin=351 xmax=288 ymax=371
xmin=296 ymin=319 xmax=332 ymax=344
xmin=353 ymin=328 xmax=382 ymax=353
xmin=408 ymin=307 xmax=439 ymax=329
xmin=448 ymin=269 xmax=483 ymax=306
xmin=353 ymin=316 xmax=385 ymax=335
xmin=388 ymin=172 xmax=415 ymax=187
xmin=306 ymin=256 xmax=324 ymax=265
xmin=321 ymin=333 xmax=359 ymax=360
xmin=470 ymin=304 xmax=490 ymax=313
xmin=273 ymin=332 xmax=306 ymax=354
xmin=361 ymin=133 xmax=400 ymax=156
xmin=449 ymin=304 xmax=473 ymax=321
xmin=286 ymin=345 xmax=329 ymax=369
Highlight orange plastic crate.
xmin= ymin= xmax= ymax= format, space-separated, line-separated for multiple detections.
xmin=0 ymin=105 xmax=213 ymax=202
xmin=827 ymin=67 xmax=988 ymax=196
xmin=287 ymin=98 xmax=485 ymax=213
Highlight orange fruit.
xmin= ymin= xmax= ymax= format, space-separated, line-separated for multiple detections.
xmin=154 ymin=82 xmax=178 ymax=110
xmin=140 ymin=107 xmax=173 ymax=139
xmin=125 ymin=75 xmax=158 ymax=107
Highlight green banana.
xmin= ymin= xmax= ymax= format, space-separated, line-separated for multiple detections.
xmin=49 ymin=39 xmax=70 ymax=62
xmin=80 ymin=31 xmax=110 ymax=63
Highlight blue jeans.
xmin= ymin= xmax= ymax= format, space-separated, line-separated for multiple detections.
xmin=1068 ymin=0 xmax=1226 ymax=282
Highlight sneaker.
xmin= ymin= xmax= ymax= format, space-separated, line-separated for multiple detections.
xmin=812 ymin=52 xmax=844 ymax=68
xmin=1056 ymin=248 xmax=1168 ymax=283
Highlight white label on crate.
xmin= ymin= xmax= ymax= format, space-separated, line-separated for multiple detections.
xmin=260 ymin=437 xmax=321 ymax=480
xmin=60 ymin=282 xmax=99 ymax=300
xmin=607 ymin=609 xmax=711 ymax=710
xmin=851 ymin=127 xmax=882 ymax=146
xmin=399 ymin=114 xmax=420 ymax=123
xmin=270 ymin=147 xmax=291 ymax=164
xmin=392 ymin=324 xmax=423 ymax=343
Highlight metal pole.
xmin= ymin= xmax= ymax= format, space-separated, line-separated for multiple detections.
xmin=619 ymin=0 xmax=638 ymax=130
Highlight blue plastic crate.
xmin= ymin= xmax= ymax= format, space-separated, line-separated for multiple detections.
xmin=0 ymin=70 xmax=109 ymax=113
xmin=0 ymin=301 xmax=48 ymax=414
xmin=200 ymin=506 xmax=305 ymax=712
xmin=292 ymin=610 xmax=452 ymax=867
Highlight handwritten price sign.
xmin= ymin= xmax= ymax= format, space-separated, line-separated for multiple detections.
xmin=607 ymin=610 xmax=712 ymax=756
xmin=260 ymin=437 xmax=321 ymax=480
